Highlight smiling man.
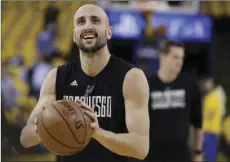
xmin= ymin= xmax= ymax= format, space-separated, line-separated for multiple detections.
xmin=20 ymin=4 xmax=150 ymax=162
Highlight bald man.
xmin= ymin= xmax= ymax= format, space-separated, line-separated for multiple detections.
xmin=20 ymin=4 xmax=149 ymax=162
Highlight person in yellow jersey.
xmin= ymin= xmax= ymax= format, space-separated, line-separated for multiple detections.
xmin=200 ymin=77 xmax=226 ymax=161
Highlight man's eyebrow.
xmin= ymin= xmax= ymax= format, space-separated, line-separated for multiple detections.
xmin=91 ymin=15 xmax=101 ymax=19
xmin=76 ymin=16 xmax=84 ymax=21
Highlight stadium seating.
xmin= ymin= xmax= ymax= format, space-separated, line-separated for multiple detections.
xmin=200 ymin=1 xmax=230 ymax=17
xmin=2 ymin=1 xmax=229 ymax=65
xmin=1 ymin=1 xmax=86 ymax=65
xmin=2 ymin=1 xmax=95 ymax=128
xmin=1 ymin=1 xmax=74 ymax=126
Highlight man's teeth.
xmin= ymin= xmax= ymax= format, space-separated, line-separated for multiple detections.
xmin=83 ymin=35 xmax=95 ymax=39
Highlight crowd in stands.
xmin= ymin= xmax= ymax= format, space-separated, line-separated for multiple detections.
xmin=2 ymin=2 xmax=69 ymax=155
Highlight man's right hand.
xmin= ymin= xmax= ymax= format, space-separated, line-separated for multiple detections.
xmin=34 ymin=117 xmax=41 ymax=143
xmin=20 ymin=68 xmax=56 ymax=148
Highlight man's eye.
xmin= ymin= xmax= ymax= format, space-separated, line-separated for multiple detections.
xmin=92 ymin=19 xmax=100 ymax=24
xmin=78 ymin=20 xmax=85 ymax=24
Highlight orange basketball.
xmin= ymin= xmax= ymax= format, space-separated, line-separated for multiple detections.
xmin=37 ymin=100 xmax=93 ymax=156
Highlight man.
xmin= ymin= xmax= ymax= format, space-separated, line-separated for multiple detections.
xmin=146 ymin=40 xmax=203 ymax=161
xmin=201 ymin=77 xmax=227 ymax=161
xmin=20 ymin=4 xmax=150 ymax=162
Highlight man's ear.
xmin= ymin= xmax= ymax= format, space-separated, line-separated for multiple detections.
xmin=107 ymin=26 xmax=112 ymax=40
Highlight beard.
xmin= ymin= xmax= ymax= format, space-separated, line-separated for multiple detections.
xmin=77 ymin=38 xmax=107 ymax=53
xmin=76 ymin=31 xmax=107 ymax=54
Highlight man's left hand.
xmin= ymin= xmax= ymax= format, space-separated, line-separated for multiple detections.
xmin=77 ymin=100 xmax=100 ymax=137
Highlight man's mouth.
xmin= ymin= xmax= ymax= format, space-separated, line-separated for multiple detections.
xmin=81 ymin=33 xmax=97 ymax=40
xmin=83 ymin=34 xmax=96 ymax=39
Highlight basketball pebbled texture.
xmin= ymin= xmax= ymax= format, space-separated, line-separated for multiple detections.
xmin=37 ymin=100 xmax=93 ymax=155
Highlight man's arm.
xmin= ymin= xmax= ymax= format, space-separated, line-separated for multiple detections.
xmin=190 ymin=81 xmax=203 ymax=155
xmin=20 ymin=68 xmax=57 ymax=148
xmin=92 ymin=68 xmax=150 ymax=160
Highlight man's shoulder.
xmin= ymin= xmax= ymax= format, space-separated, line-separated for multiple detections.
xmin=111 ymin=55 xmax=134 ymax=70
xmin=110 ymin=55 xmax=136 ymax=82
xmin=56 ymin=61 xmax=77 ymax=74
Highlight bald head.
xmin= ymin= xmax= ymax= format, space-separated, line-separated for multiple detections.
xmin=74 ymin=4 xmax=109 ymax=26
xmin=73 ymin=4 xmax=112 ymax=54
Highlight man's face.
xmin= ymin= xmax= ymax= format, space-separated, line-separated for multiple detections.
xmin=73 ymin=5 xmax=112 ymax=54
xmin=161 ymin=46 xmax=184 ymax=74
xmin=199 ymin=78 xmax=214 ymax=94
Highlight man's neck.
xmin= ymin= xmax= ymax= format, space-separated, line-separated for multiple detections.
xmin=157 ymin=68 xmax=178 ymax=83
xmin=79 ymin=46 xmax=111 ymax=77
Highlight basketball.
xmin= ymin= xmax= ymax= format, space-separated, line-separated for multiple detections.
xmin=37 ymin=100 xmax=93 ymax=156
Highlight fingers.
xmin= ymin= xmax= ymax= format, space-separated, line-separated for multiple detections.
xmin=33 ymin=117 xmax=38 ymax=125
xmin=90 ymin=122 xmax=97 ymax=128
xmin=76 ymin=99 xmax=97 ymax=127
xmin=76 ymin=99 xmax=94 ymax=113
xmin=36 ymin=132 xmax=41 ymax=142
xmin=84 ymin=110 xmax=96 ymax=122
xmin=34 ymin=107 xmax=46 ymax=125
xmin=84 ymin=111 xmax=98 ymax=128
xmin=76 ymin=99 xmax=82 ymax=105
xmin=84 ymin=110 xmax=98 ymax=129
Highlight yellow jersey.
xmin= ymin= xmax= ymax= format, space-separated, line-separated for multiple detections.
xmin=222 ymin=116 xmax=230 ymax=144
xmin=203 ymin=86 xmax=226 ymax=134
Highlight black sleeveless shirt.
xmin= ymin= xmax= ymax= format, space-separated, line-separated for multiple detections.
xmin=55 ymin=55 xmax=133 ymax=162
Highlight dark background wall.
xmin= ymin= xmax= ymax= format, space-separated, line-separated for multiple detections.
xmin=213 ymin=18 xmax=230 ymax=112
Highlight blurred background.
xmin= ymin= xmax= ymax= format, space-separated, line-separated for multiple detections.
xmin=1 ymin=1 xmax=230 ymax=161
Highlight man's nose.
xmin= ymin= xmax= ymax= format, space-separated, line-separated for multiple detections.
xmin=84 ymin=20 xmax=93 ymax=29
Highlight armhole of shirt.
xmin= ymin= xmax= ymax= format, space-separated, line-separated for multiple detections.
xmin=55 ymin=66 xmax=62 ymax=100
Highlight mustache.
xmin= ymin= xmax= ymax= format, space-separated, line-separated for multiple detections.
xmin=80 ymin=29 xmax=98 ymax=38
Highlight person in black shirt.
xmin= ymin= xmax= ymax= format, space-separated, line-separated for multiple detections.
xmin=146 ymin=40 xmax=203 ymax=162
xmin=20 ymin=4 xmax=150 ymax=162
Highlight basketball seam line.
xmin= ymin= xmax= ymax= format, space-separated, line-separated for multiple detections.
xmin=41 ymin=113 xmax=79 ymax=149
xmin=52 ymin=103 xmax=83 ymax=146
xmin=77 ymin=105 xmax=87 ymax=144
